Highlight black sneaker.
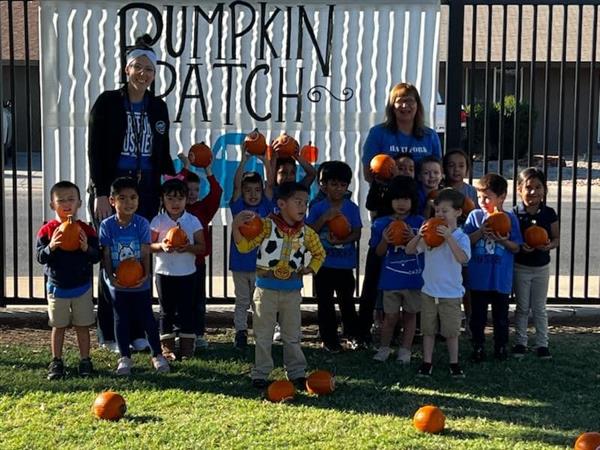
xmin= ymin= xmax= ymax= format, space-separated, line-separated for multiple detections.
xmin=47 ymin=358 xmax=65 ymax=380
xmin=449 ymin=363 xmax=465 ymax=378
xmin=78 ymin=357 xmax=93 ymax=377
xmin=234 ymin=330 xmax=248 ymax=350
xmin=291 ymin=377 xmax=307 ymax=391
xmin=494 ymin=346 xmax=508 ymax=361
xmin=252 ymin=378 xmax=269 ymax=389
xmin=470 ymin=346 xmax=485 ymax=363
xmin=511 ymin=344 xmax=527 ymax=359
xmin=537 ymin=347 xmax=552 ymax=360
xmin=417 ymin=362 xmax=433 ymax=377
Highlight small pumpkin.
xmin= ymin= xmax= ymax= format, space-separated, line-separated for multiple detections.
xmin=524 ymin=220 xmax=549 ymax=248
xmin=328 ymin=214 xmax=351 ymax=240
xmin=462 ymin=197 xmax=476 ymax=217
xmin=306 ymin=370 xmax=335 ymax=395
xmin=388 ymin=219 xmax=411 ymax=246
xmin=92 ymin=391 xmax=127 ymax=421
xmin=273 ymin=133 xmax=298 ymax=157
xmin=300 ymin=141 xmax=319 ymax=163
xmin=245 ymin=129 xmax=267 ymax=156
xmin=422 ymin=217 xmax=447 ymax=248
xmin=188 ymin=142 xmax=212 ymax=168
xmin=426 ymin=189 xmax=439 ymax=201
xmin=486 ymin=208 xmax=511 ymax=236
xmin=413 ymin=405 xmax=445 ymax=434
xmin=574 ymin=432 xmax=600 ymax=450
xmin=58 ymin=215 xmax=81 ymax=251
xmin=115 ymin=258 xmax=144 ymax=288
xmin=369 ymin=154 xmax=395 ymax=180
xmin=164 ymin=223 xmax=188 ymax=248
xmin=239 ymin=216 xmax=263 ymax=240
xmin=266 ymin=380 xmax=296 ymax=402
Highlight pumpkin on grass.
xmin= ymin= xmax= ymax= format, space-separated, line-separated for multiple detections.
xmin=273 ymin=133 xmax=298 ymax=157
xmin=115 ymin=258 xmax=144 ymax=288
xmin=486 ymin=208 xmax=511 ymax=236
xmin=92 ymin=391 xmax=127 ymax=421
xmin=245 ymin=129 xmax=267 ymax=156
xmin=421 ymin=217 xmax=447 ymax=248
xmin=413 ymin=405 xmax=445 ymax=434
xmin=266 ymin=380 xmax=295 ymax=402
xmin=328 ymin=214 xmax=351 ymax=240
xmin=188 ymin=142 xmax=212 ymax=168
xmin=164 ymin=223 xmax=188 ymax=248
xmin=305 ymin=370 xmax=335 ymax=395
xmin=239 ymin=216 xmax=263 ymax=240
xmin=369 ymin=154 xmax=395 ymax=180
xmin=574 ymin=432 xmax=600 ymax=450
xmin=58 ymin=215 xmax=81 ymax=251
xmin=387 ymin=219 xmax=411 ymax=246
xmin=524 ymin=220 xmax=549 ymax=248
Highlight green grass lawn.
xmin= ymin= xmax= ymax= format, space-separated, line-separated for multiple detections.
xmin=0 ymin=329 xmax=599 ymax=449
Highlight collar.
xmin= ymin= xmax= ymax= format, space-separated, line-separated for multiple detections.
xmin=269 ymin=213 xmax=304 ymax=235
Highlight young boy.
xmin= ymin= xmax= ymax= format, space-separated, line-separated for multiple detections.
xmin=406 ymin=188 xmax=471 ymax=377
xmin=394 ymin=153 xmax=415 ymax=179
xmin=309 ymin=161 xmax=352 ymax=209
xmin=417 ymin=155 xmax=443 ymax=217
xmin=232 ymin=182 xmax=326 ymax=389
xmin=306 ymin=161 xmax=361 ymax=352
xmin=463 ymin=173 xmax=522 ymax=362
xmin=270 ymin=137 xmax=317 ymax=202
xmin=230 ymin=148 xmax=274 ymax=349
xmin=36 ymin=181 xmax=101 ymax=380
xmin=99 ymin=177 xmax=170 ymax=375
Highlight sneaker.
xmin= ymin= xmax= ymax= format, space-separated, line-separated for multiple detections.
xmin=345 ymin=339 xmax=359 ymax=351
xmin=470 ymin=346 xmax=485 ymax=363
xmin=291 ymin=377 xmax=307 ymax=391
xmin=252 ymin=378 xmax=269 ymax=389
xmin=373 ymin=346 xmax=392 ymax=362
xmin=323 ymin=342 xmax=343 ymax=354
xmin=417 ymin=362 xmax=433 ymax=377
xmin=152 ymin=355 xmax=170 ymax=373
xmin=78 ymin=357 xmax=93 ymax=377
xmin=273 ymin=324 xmax=282 ymax=342
xmin=116 ymin=356 xmax=133 ymax=376
xmin=449 ymin=363 xmax=465 ymax=378
xmin=47 ymin=358 xmax=65 ymax=380
xmin=512 ymin=344 xmax=527 ymax=359
xmin=131 ymin=338 xmax=150 ymax=352
xmin=396 ymin=347 xmax=412 ymax=364
xmin=196 ymin=335 xmax=209 ymax=349
xmin=537 ymin=347 xmax=552 ymax=360
xmin=234 ymin=330 xmax=248 ymax=350
xmin=101 ymin=341 xmax=120 ymax=353
xmin=494 ymin=346 xmax=508 ymax=361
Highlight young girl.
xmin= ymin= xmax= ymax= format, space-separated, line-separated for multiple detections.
xmin=150 ymin=179 xmax=205 ymax=360
xmin=417 ymin=156 xmax=443 ymax=217
xmin=442 ymin=148 xmax=478 ymax=206
xmin=512 ymin=168 xmax=559 ymax=359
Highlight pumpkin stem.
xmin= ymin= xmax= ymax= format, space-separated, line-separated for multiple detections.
xmin=67 ymin=215 xmax=74 ymax=224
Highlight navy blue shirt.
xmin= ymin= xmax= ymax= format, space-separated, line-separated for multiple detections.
xmin=513 ymin=202 xmax=558 ymax=267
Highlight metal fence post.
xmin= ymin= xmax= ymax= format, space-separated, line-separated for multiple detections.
xmin=446 ymin=0 xmax=465 ymax=150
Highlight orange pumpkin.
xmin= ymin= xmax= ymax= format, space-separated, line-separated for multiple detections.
xmin=164 ymin=223 xmax=188 ymax=248
xmin=92 ymin=391 xmax=127 ymax=421
xmin=328 ymin=214 xmax=351 ymax=240
xmin=524 ymin=221 xmax=549 ymax=248
xmin=574 ymin=432 xmax=600 ymax=450
xmin=58 ymin=215 xmax=81 ymax=251
xmin=273 ymin=133 xmax=298 ymax=157
xmin=462 ymin=197 xmax=476 ymax=217
xmin=427 ymin=189 xmax=439 ymax=201
xmin=300 ymin=141 xmax=319 ymax=163
xmin=369 ymin=154 xmax=395 ymax=180
xmin=388 ymin=219 xmax=411 ymax=246
xmin=266 ymin=380 xmax=295 ymax=402
xmin=188 ymin=142 xmax=212 ymax=168
xmin=239 ymin=216 xmax=263 ymax=240
xmin=115 ymin=258 xmax=144 ymax=288
xmin=245 ymin=129 xmax=267 ymax=156
xmin=486 ymin=208 xmax=511 ymax=236
xmin=413 ymin=405 xmax=445 ymax=433
xmin=422 ymin=217 xmax=447 ymax=248
xmin=306 ymin=370 xmax=335 ymax=395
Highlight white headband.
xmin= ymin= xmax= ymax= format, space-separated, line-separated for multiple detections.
xmin=126 ymin=49 xmax=157 ymax=70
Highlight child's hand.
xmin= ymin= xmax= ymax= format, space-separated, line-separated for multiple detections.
xmin=382 ymin=226 xmax=394 ymax=244
xmin=79 ymin=229 xmax=89 ymax=252
xmin=178 ymin=152 xmax=190 ymax=170
xmin=322 ymin=208 xmax=341 ymax=223
xmin=240 ymin=145 xmax=250 ymax=161
xmin=536 ymin=241 xmax=553 ymax=251
xmin=436 ymin=224 xmax=452 ymax=238
xmin=417 ymin=223 xmax=427 ymax=237
xmin=521 ymin=243 xmax=535 ymax=253
xmin=160 ymin=240 xmax=174 ymax=253
xmin=233 ymin=210 xmax=257 ymax=229
xmin=49 ymin=228 xmax=63 ymax=251
xmin=486 ymin=230 xmax=509 ymax=242
xmin=129 ymin=274 xmax=148 ymax=289
xmin=327 ymin=233 xmax=343 ymax=245
xmin=174 ymin=243 xmax=190 ymax=253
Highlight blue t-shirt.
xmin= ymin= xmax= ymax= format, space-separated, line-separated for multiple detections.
xmin=306 ymin=198 xmax=362 ymax=269
xmin=464 ymin=209 xmax=523 ymax=294
xmin=362 ymin=123 xmax=441 ymax=166
xmin=99 ymin=214 xmax=151 ymax=291
xmin=229 ymin=196 xmax=273 ymax=272
xmin=370 ymin=215 xmax=425 ymax=291
xmin=117 ymin=99 xmax=153 ymax=172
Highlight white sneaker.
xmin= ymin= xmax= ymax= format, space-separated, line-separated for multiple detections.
xmin=152 ymin=355 xmax=170 ymax=373
xmin=131 ymin=338 xmax=150 ymax=352
xmin=102 ymin=341 xmax=120 ymax=354
xmin=196 ymin=336 xmax=209 ymax=349
xmin=273 ymin=324 xmax=282 ymax=342
xmin=116 ymin=356 xmax=133 ymax=376
xmin=396 ymin=347 xmax=412 ymax=364
xmin=373 ymin=347 xmax=392 ymax=362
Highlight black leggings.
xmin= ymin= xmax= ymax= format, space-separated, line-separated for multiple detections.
xmin=156 ymin=273 xmax=197 ymax=336
xmin=469 ymin=290 xmax=510 ymax=349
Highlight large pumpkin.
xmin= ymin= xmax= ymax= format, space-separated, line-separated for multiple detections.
xmin=273 ymin=133 xmax=298 ymax=157
xmin=306 ymin=370 xmax=335 ymax=395
xmin=486 ymin=209 xmax=511 ymax=236
xmin=524 ymin=221 xmax=549 ymax=248
xmin=413 ymin=405 xmax=445 ymax=434
xmin=369 ymin=154 xmax=395 ymax=180
xmin=245 ymin=129 xmax=267 ymax=156
xmin=188 ymin=142 xmax=212 ymax=168
xmin=115 ymin=258 xmax=144 ymax=288
xmin=388 ymin=219 xmax=411 ymax=246
xmin=300 ymin=141 xmax=319 ymax=163
xmin=266 ymin=380 xmax=295 ymax=402
xmin=574 ymin=432 xmax=600 ymax=450
xmin=328 ymin=214 xmax=351 ymax=240
xmin=239 ymin=216 xmax=263 ymax=240
xmin=422 ymin=217 xmax=447 ymax=248
xmin=58 ymin=215 xmax=81 ymax=251
xmin=164 ymin=223 xmax=188 ymax=248
xmin=92 ymin=391 xmax=127 ymax=421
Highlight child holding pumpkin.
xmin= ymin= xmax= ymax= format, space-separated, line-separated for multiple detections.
xmin=232 ymin=181 xmax=326 ymax=390
xmin=150 ymin=178 xmax=205 ymax=360
xmin=463 ymin=173 xmax=523 ymax=362
xmin=512 ymin=168 xmax=559 ymax=359
xmin=306 ymin=161 xmax=362 ymax=352
xmin=99 ymin=177 xmax=169 ymax=375
xmin=36 ymin=181 xmax=101 ymax=380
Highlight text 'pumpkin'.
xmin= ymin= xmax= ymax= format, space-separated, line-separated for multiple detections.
xmin=92 ymin=391 xmax=127 ymax=421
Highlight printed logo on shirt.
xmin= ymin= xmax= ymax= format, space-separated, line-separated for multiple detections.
xmin=472 ymin=238 xmax=504 ymax=264
xmin=122 ymin=111 xmax=152 ymax=157
xmin=111 ymin=240 xmax=141 ymax=268
xmin=155 ymin=120 xmax=166 ymax=135
xmin=390 ymin=145 xmax=430 ymax=154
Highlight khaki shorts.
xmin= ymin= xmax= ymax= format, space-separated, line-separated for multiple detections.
xmin=47 ymin=288 xmax=95 ymax=328
xmin=382 ymin=290 xmax=422 ymax=314
xmin=420 ymin=293 xmax=462 ymax=338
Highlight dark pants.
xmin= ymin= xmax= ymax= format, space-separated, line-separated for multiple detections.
xmin=469 ymin=290 xmax=510 ymax=349
xmin=357 ymin=246 xmax=383 ymax=340
xmin=156 ymin=273 xmax=197 ymax=336
xmin=194 ymin=264 xmax=207 ymax=336
xmin=109 ymin=288 xmax=161 ymax=358
xmin=315 ymin=267 xmax=358 ymax=346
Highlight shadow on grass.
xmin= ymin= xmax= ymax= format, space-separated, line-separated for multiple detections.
xmin=123 ymin=414 xmax=163 ymax=424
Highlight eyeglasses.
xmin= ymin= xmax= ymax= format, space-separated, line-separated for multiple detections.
xmin=394 ymin=97 xmax=417 ymax=105
xmin=130 ymin=63 xmax=155 ymax=74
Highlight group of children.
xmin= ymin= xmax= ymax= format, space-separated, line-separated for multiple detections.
xmin=36 ymin=143 xmax=559 ymax=386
